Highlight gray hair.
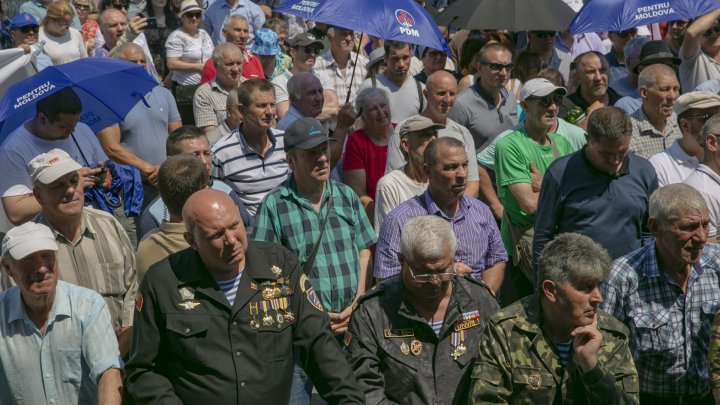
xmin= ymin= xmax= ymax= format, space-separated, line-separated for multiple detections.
xmin=287 ymin=72 xmax=320 ymax=102
xmin=400 ymin=216 xmax=457 ymax=262
xmin=623 ymin=37 xmax=650 ymax=70
xmin=223 ymin=14 xmax=248 ymax=31
xmin=212 ymin=42 xmax=241 ymax=66
xmin=99 ymin=8 xmax=125 ymax=30
xmin=649 ymin=184 xmax=708 ymax=229
xmin=538 ymin=233 xmax=612 ymax=289
xmin=423 ymin=137 xmax=466 ymax=168
xmin=586 ymin=106 xmax=632 ymax=143
xmin=702 ymin=112 xmax=720 ymax=144
xmin=226 ymin=88 xmax=239 ymax=111
xmin=355 ymin=87 xmax=389 ymax=116
xmin=638 ymin=63 xmax=676 ymax=89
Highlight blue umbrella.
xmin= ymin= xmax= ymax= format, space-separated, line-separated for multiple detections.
xmin=0 ymin=57 xmax=158 ymax=144
xmin=570 ymin=0 xmax=720 ymax=34
xmin=274 ymin=0 xmax=449 ymax=53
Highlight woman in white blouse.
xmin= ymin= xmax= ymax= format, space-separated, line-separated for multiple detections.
xmin=39 ymin=0 xmax=88 ymax=65
xmin=165 ymin=0 xmax=213 ymax=125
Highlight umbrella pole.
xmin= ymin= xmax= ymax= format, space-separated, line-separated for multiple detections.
xmin=345 ymin=33 xmax=365 ymax=105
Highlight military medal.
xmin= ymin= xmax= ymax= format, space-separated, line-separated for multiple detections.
xmin=270 ymin=298 xmax=285 ymax=326
xmin=410 ymin=339 xmax=422 ymax=356
xmin=284 ymin=310 xmax=295 ymax=324
xmin=271 ymin=265 xmax=283 ymax=277
xmin=400 ymin=341 xmax=410 ymax=355
xmin=262 ymin=287 xmax=275 ymax=300
xmin=249 ymin=302 xmax=260 ymax=329
xmin=528 ymin=373 xmax=542 ymax=390
xmin=451 ymin=330 xmax=467 ymax=361
xmin=277 ymin=297 xmax=292 ymax=326
xmin=261 ymin=300 xmax=274 ymax=326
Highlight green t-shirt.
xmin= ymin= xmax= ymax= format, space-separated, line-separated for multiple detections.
xmin=494 ymin=128 xmax=574 ymax=251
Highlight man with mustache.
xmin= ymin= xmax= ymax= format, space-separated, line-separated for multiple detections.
xmin=629 ymin=64 xmax=682 ymax=159
xmin=252 ymin=117 xmax=376 ymax=404
xmin=375 ymin=137 xmax=507 ymax=295
xmin=23 ymin=149 xmax=138 ymax=358
xmin=469 ymin=233 xmax=639 ymax=404
xmin=0 ymin=221 xmax=123 ymax=404
xmin=602 ymin=184 xmax=719 ymax=404
xmin=347 ymin=215 xmax=499 ymax=404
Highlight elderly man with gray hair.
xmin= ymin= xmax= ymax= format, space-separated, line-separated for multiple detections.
xmin=684 ymin=112 xmax=720 ymax=241
xmin=470 ymin=232 xmax=639 ymax=403
xmin=601 ymin=183 xmax=720 ymax=404
xmin=193 ymin=42 xmax=244 ymax=133
xmin=348 ymin=215 xmax=499 ymax=404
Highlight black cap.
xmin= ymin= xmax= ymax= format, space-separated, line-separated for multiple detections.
xmin=283 ymin=118 xmax=335 ymax=152
xmin=287 ymin=32 xmax=324 ymax=49
xmin=633 ymin=40 xmax=681 ymax=73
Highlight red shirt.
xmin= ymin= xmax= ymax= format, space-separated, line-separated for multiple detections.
xmin=200 ymin=49 xmax=264 ymax=84
xmin=342 ymin=128 xmax=389 ymax=201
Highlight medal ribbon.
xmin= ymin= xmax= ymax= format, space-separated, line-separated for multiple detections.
xmin=249 ymin=302 xmax=259 ymax=317
xmin=261 ymin=300 xmax=270 ymax=314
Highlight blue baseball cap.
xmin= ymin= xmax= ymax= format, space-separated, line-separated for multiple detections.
xmin=10 ymin=13 xmax=39 ymax=31
xmin=252 ymin=28 xmax=281 ymax=56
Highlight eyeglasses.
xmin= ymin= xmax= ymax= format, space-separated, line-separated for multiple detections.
xmin=669 ymin=20 xmax=689 ymax=28
xmin=301 ymin=46 xmax=320 ymax=55
xmin=407 ymin=263 xmax=456 ymax=283
xmin=74 ymin=3 xmax=90 ymax=10
xmin=617 ymin=29 xmax=637 ymax=38
xmin=184 ymin=11 xmax=202 ymax=19
xmin=482 ymin=61 xmax=513 ymax=72
xmin=529 ymin=94 xmax=564 ymax=108
xmin=18 ymin=25 xmax=39 ymax=34
xmin=532 ymin=31 xmax=556 ymax=38
xmin=704 ymin=25 xmax=720 ymax=37
xmin=111 ymin=2 xmax=127 ymax=9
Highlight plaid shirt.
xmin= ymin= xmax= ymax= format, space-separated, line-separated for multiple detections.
xmin=193 ymin=79 xmax=230 ymax=128
xmin=600 ymin=243 xmax=720 ymax=396
xmin=314 ymin=50 xmax=368 ymax=105
xmin=252 ymin=178 xmax=376 ymax=313
xmin=629 ymin=107 xmax=682 ymax=159
xmin=374 ymin=191 xmax=508 ymax=279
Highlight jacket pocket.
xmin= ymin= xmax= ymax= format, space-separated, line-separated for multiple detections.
xmin=166 ymin=314 xmax=211 ymax=364
xmin=511 ymin=367 xmax=556 ymax=404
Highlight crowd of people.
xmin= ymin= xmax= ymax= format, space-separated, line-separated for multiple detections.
xmin=3 ymin=0 xmax=720 ymax=403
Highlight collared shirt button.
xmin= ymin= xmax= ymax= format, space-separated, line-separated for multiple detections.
xmin=235 ymin=351 xmax=242 ymax=357
xmin=232 ymin=321 xmax=238 ymax=326
xmin=184 ymin=327 xmax=190 ymax=333
xmin=240 ymin=382 xmax=246 ymax=387
xmin=49 ymin=400 xmax=54 ymax=404
xmin=45 ymin=373 xmax=51 ymax=378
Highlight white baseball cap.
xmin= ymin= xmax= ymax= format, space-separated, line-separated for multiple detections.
xmin=27 ymin=149 xmax=82 ymax=184
xmin=2 ymin=222 xmax=58 ymax=260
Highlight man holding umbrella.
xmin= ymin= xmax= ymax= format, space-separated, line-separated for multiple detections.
xmin=0 ymin=88 xmax=105 ymax=226
xmin=314 ymin=26 xmax=368 ymax=106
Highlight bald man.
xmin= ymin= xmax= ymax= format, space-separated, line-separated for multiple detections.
xmin=125 ymin=189 xmax=364 ymax=404
xmin=385 ymin=70 xmax=480 ymax=197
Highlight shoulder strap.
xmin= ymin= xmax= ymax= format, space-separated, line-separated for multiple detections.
xmin=302 ymin=184 xmax=334 ymax=276
xmin=371 ymin=75 xmax=377 ymax=88
xmin=416 ymin=79 xmax=424 ymax=112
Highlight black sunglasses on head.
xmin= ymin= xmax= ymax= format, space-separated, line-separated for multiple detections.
xmin=18 ymin=25 xmax=39 ymax=33
xmin=111 ymin=2 xmax=127 ymax=9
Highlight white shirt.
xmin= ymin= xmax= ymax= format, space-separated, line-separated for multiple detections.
xmin=683 ymin=164 xmax=720 ymax=237
xmin=374 ymin=168 xmax=428 ymax=234
xmin=649 ymin=139 xmax=700 ymax=187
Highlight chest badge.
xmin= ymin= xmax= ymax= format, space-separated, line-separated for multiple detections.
xmin=410 ymin=339 xmax=423 ymax=356
xmin=400 ymin=341 xmax=410 ymax=355
xmin=528 ymin=373 xmax=542 ymax=390
xmin=177 ymin=300 xmax=201 ymax=310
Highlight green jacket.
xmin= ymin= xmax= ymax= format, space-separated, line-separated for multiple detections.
xmin=469 ymin=295 xmax=639 ymax=404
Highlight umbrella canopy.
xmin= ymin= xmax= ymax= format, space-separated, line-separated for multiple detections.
xmin=274 ymin=0 xmax=449 ymax=53
xmin=435 ymin=0 xmax=576 ymax=32
xmin=0 ymin=58 xmax=158 ymax=144
xmin=570 ymin=0 xmax=720 ymax=34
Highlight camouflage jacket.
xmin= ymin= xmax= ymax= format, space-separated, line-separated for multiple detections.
xmin=468 ymin=295 xmax=639 ymax=405
xmin=346 ymin=275 xmax=499 ymax=405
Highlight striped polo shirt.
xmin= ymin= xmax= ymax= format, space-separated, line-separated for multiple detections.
xmin=211 ymin=127 xmax=289 ymax=216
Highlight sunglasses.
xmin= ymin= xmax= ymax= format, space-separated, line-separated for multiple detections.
xmin=669 ymin=20 xmax=689 ymax=28
xmin=532 ymin=31 xmax=556 ymax=38
xmin=617 ymin=29 xmax=637 ymax=38
xmin=74 ymin=3 xmax=90 ymax=10
xmin=111 ymin=2 xmax=127 ymax=9
xmin=18 ymin=25 xmax=39 ymax=33
xmin=301 ymin=46 xmax=320 ymax=55
xmin=704 ymin=25 xmax=720 ymax=37
xmin=529 ymin=94 xmax=564 ymax=108
xmin=184 ymin=11 xmax=202 ymax=18
xmin=482 ymin=61 xmax=513 ymax=72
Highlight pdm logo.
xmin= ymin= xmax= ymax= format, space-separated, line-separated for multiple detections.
xmin=395 ymin=9 xmax=419 ymax=37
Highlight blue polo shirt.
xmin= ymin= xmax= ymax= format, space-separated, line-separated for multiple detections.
xmin=533 ymin=147 xmax=658 ymax=264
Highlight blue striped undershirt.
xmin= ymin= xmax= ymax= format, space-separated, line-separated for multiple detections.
xmin=555 ymin=340 xmax=573 ymax=366
xmin=217 ymin=270 xmax=243 ymax=306
xmin=428 ymin=320 xmax=443 ymax=337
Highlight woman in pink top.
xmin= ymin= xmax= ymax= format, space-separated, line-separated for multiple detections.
xmin=343 ymin=87 xmax=394 ymax=227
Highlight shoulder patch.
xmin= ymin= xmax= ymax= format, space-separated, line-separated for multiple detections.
xmin=462 ymin=275 xmax=496 ymax=298
xmin=355 ymin=284 xmax=385 ymax=306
